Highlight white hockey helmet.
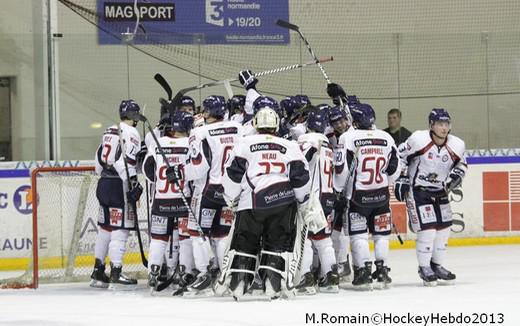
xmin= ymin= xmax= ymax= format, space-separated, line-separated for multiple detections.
xmin=253 ymin=107 xmax=279 ymax=132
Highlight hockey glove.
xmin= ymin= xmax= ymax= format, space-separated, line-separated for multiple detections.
xmin=444 ymin=167 xmax=464 ymax=194
xmin=326 ymin=83 xmax=347 ymax=100
xmin=127 ymin=176 xmax=143 ymax=203
xmin=165 ymin=165 xmax=183 ymax=185
xmin=238 ymin=70 xmax=258 ymax=90
xmin=394 ymin=175 xmax=410 ymax=202
xmin=334 ymin=195 xmax=348 ymax=213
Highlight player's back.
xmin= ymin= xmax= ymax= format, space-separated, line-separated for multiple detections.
xmin=230 ymin=133 xmax=309 ymax=210
xmin=191 ymin=120 xmax=243 ymax=185
xmin=349 ymin=128 xmax=395 ymax=190
xmin=148 ymin=136 xmax=191 ymax=199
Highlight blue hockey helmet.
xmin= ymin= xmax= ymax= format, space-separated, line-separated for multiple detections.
xmin=165 ymin=110 xmax=194 ymax=134
xmin=227 ymin=95 xmax=246 ymax=112
xmin=315 ymin=103 xmax=332 ymax=116
xmin=351 ymin=103 xmax=375 ymax=129
xmin=202 ymin=95 xmax=227 ymax=118
xmin=428 ymin=108 xmax=451 ymax=125
xmin=328 ymin=105 xmax=347 ymax=124
xmin=346 ymin=95 xmax=360 ymax=107
xmin=179 ymin=96 xmax=196 ymax=112
xmin=306 ymin=109 xmax=328 ymax=133
xmin=119 ymin=99 xmax=141 ymax=121
xmin=252 ymin=96 xmax=281 ymax=117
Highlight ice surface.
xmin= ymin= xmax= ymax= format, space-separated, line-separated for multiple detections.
xmin=1 ymin=245 xmax=519 ymax=326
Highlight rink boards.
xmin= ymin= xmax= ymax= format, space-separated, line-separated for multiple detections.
xmin=0 ymin=158 xmax=520 ymax=272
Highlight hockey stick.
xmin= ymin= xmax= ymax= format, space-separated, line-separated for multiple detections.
xmin=116 ymin=121 xmax=148 ymax=268
xmin=276 ymin=19 xmax=352 ymax=122
xmin=138 ymin=112 xmax=216 ymax=292
xmin=392 ymin=223 xmax=404 ymax=245
xmin=164 ymin=57 xmax=333 ymax=113
xmin=154 ymin=73 xmax=173 ymax=100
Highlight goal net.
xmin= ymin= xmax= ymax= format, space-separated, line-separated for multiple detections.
xmin=0 ymin=167 xmax=149 ymax=289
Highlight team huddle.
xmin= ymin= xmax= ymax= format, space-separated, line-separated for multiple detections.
xmin=90 ymin=70 xmax=467 ymax=300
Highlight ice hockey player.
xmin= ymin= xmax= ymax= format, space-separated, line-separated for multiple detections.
xmin=333 ymin=100 xmax=400 ymax=290
xmin=220 ymin=105 xmax=312 ymax=300
xmin=395 ymin=108 xmax=466 ymax=286
xmin=326 ymin=106 xmax=353 ymax=286
xmin=167 ymin=95 xmax=243 ymax=297
xmin=296 ymin=109 xmax=339 ymax=294
xmin=142 ymin=110 xmax=196 ymax=291
xmin=227 ymin=95 xmax=248 ymax=124
xmin=91 ymin=99 xmax=144 ymax=289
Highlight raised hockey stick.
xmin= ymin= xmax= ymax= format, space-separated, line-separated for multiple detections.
xmin=276 ymin=19 xmax=352 ymax=122
xmin=162 ymin=57 xmax=333 ymax=114
xmin=154 ymin=73 xmax=173 ymax=100
xmin=116 ymin=121 xmax=148 ymax=268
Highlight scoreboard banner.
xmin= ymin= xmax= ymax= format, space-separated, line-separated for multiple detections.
xmin=97 ymin=0 xmax=290 ymax=45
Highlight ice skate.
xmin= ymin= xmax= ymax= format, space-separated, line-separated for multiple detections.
xmin=372 ymin=260 xmax=392 ymax=289
xmin=295 ymin=272 xmax=317 ymax=295
xmin=418 ymin=266 xmax=438 ymax=287
xmin=108 ymin=264 xmax=138 ymax=291
xmin=431 ymin=261 xmax=456 ymax=284
xmin=89 ymin=258 xmax=110 ymax=289
xmin=352 ymin=262 xmax=373 ymax=291
xmin=318 ymin=266 xmax=339 ymax=293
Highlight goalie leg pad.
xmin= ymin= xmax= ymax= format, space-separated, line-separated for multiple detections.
xmin=229 ymin=251 xmax=257 ymax=298
xmin=258 ymin=250 xmax=296 ymax=299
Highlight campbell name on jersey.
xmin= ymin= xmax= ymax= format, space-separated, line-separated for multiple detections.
xmin=398 ymin=130 xmax=466 ymax=191
xmin=223 ymin=133 xmax=310 ymax=211
xmin=334 ymin=127 xmax=399 ymax=206
xmin=94 ymin=122 xmax=141 ymax=181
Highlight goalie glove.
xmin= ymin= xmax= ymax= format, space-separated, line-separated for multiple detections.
xmin=238 ymin=70 xmax=258 ymax=90
xmin=394 ymin=175 xmax=410 ymax=202
xmin=127 ymin=176 xmax=143 ymax=203
xmin=444 ymin=167 xmax=465 ymax=194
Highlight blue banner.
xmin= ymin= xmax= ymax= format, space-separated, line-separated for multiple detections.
xmin=97 ymin=0 xmax=289 ymax=45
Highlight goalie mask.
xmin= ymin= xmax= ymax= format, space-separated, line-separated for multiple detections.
xmin=253 ymin=108 xmax=280 ymax=133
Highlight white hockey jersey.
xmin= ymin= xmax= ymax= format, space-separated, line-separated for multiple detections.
xmin=184 ymin=120 xmax=243 ymax=203
xmin=223 ymin=133 xmax=311 ymax=211
xmin=297 ymin=133 xmax=335 ymax=205
xmin=334 ymin=127 xmax=400 ymax=206
xmin=142 ymin=136 xmax=192 ymax=200
xmin=94 ymin=122 xmax=141 ymax=181
xmin=398 ymin=130 xmax=466 ymax=191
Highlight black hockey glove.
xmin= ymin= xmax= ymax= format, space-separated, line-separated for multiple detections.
xmin=444 ymin=167 xmax=464 ymax=194
xmin=394 ymin=175 xmax=410 ymax=202
xmin=165 ymin=165 xmax=183 ymax=185
xmin=127 ymin=176 xmax=143 ymax=203
xmin=238 ymin=70 xmax=258 ymax=90
xmin=326 ymin=83 xmax=347 ymax=100
xmin=334 ymin=195 xmax=348 ymax=213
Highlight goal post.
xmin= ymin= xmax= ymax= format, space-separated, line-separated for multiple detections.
xmin=1 ymin=166 xmax=149 ymax=289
